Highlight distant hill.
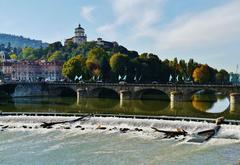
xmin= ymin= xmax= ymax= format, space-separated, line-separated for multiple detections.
xmin=0 ymin=33 xmax=48 ymax=48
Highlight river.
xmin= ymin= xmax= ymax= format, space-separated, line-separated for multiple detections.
xmin=0 ymin=93 xmax=239 ymax=120
xmin=0 ymin=94 xmax=240 ymax=164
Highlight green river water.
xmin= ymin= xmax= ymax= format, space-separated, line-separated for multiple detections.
xmin=0 ymin=93 xmax=239 ymax=120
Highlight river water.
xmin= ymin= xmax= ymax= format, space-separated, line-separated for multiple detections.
xmin=0 ymin=94 xmax=239 ymax=120
xmin=0 ymin=94 xmax=240 ymax=164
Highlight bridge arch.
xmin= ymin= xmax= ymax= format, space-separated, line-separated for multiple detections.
xmin=134 ymin=88 xmax=170 ymax=100
xmin=89 ymin=87 xmax=119 ymax=99
xmin=52 ymin=87 xmax=77 ymax=97
xmin=185 ymin=88 xmax=219 ymax=101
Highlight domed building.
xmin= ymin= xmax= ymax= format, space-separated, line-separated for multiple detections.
xmin=65 ymin=24 xmax=87 ymax=45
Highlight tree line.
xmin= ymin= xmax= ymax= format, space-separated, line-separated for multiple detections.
xmin=61 ymin=43 xmax=229 ymax=84
xmin=2 ymin=40 xmax=230 ymax=84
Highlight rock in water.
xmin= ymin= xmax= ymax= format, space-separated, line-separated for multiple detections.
xmin=96 ymin=125 xmax=107 ymax=130
xmin=215 ymin=117 xmax=225 ymax=125
xmin=120 ymin=128 xmax=130 ymax=133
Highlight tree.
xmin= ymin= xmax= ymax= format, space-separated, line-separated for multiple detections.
xmin=48 ymin=42 xmax=63 ymax=52
xmin=86 ymin=48 xmax=109 ymax=78
xmin=19 ymin=47 xmax=36 ymax=60
xmin=74 ymin=41 xmax=97 ymax=57
xmin=47 ymin=51 xmax=63 ymax=62
xmin=192 ymin=64 xmax=210 ymax=84
xmin=137 ymin=53 xmax=161 ymax=82
xmin=109 ymin=53 xmax=129 ymax=77
xmin=187 ymin=59 xmax=198 ymax=81
xmin=179 ymin=59 xmax=187 ymax=82
xmin=9 ymin=53 xmax=17 ymax=60
xmin=216 ymin=69 xmax=229 ymax=84
xmin=159 ymin=60 xmax=171 ymax=83
xmin=62 ymin=55 xmax=86 ymax=80
xmin=169 ymin=58 xmax=179 ymax=82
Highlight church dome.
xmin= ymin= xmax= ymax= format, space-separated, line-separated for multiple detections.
xmin=75 ymin=24 xmax=84 ymax=30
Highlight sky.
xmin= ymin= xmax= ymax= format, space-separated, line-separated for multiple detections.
xmin=0 ymin=0 xmax=240 ymax=72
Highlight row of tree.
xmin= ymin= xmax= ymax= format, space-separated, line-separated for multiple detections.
xmin=3 ymin=40 xmax=229 ymax=84
xmin=62 ymin=47 xmax=230 ymax=84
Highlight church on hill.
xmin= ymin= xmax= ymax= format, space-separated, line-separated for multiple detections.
xmin=65 ymin=24 xmax=87 ymax=45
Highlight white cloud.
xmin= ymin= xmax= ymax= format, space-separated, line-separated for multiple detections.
xmin=80 ymin=6 xmax=95 ymax=22
xmin=95 ymin=0 xmax=240 ymax=71
xmin=155 ymin=1 xmax=240 ymax=51
xmin=97 ymin=24 xmax=117 ymax=40
xmin=96 ymin=0 xmax=162 ymax=41
xmin=97 ymin=0 xmax=240 ymax=66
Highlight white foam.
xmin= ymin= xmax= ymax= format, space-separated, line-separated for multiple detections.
xmin=1 ymin=116 xmax=240 ymax=144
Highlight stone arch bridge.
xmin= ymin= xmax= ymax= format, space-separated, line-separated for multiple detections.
xmin=1 ymin=82 xmax=240 ymax=104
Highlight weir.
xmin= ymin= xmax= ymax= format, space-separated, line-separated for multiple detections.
xmin=1 ymin=112 xmax=240 ymax=125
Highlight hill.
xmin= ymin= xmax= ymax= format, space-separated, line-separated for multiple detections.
xmin=0 ymin=33 xmax=48 ymax=48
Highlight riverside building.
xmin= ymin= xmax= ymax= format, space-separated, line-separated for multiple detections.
xmin=10 ymin=60 xmax=64 ymax=82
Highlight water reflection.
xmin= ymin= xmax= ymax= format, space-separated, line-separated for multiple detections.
xmin=192 ymin=94 xmax=229 ymax=113
xmin=206 ymin=98 xmax=229 ymax=113
xmin=0 ymin=95 xmax=239 ymax=120
xmin=133 ymin=100 xmax=169 ymax=112
xmin=230 ymin=103 xmax=240 ymax=115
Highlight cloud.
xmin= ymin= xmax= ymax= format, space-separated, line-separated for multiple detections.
xmin=155 ymin=1 xmax=240 ymax=51
xmin=97 ymin=24 xmax=117 ymax=40
xmin=96 ymin=0 xmax=162 ymax=41
xmin=80 ymin=6 xmax=95 ymax=22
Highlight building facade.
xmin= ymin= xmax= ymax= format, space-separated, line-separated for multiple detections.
xmin=65 ymin=24 xmax=87 ymax=45
xmin=8 ymin=60 xmax=64 ymax=82
xmin=96 ymin=38 xmax=118 ymax=49
xmin=1 ymin=60 xmax=14 ymax=81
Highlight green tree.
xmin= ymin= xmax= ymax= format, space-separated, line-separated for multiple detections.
xmin=158 ymin=60 xmax=171 ymax=83
xmin=216 ymin=69 xmax=229 ymax=84
xmin=179 ymin=59 xmax=187 ymax=82
xmin=20 ymin=47 xmax=36 ymax=60
xmin=137 ymin=53 xmax=161 ymax=82
xmin=48 ymin=42 xmax=63 ymax=52
xmin=9 ymin=53 xmax=17 ymax=60
xmin=47 ymin=51 xmax=63 ymax=62
xmin=62 ymin=55 xmax=86 ymax=80
xmin=169 ymin=58 xmax=180 ymax=82
xmin=86 ymin=48 xmax=109 ymax=78
xmin=109 ymin=53 xmax=129 ymax=77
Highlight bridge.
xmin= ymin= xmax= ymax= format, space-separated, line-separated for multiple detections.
xmin=1 ymin=82 xmax=240 ymax=105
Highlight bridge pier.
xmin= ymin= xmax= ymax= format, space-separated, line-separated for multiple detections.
xmin=170 ymin=91 xmax=183 ymax=102
xmin=230 ymin=93 xmax=240 ymax=112
xmin=77 ymin=89 xmax=88 ymax=104
xmin=120 ymin=100 xmax=131 ymax=110
xmin=119 ymin=90 xmax=132 ymax=100
xmin=230 ymin=93 xmax=240 ymax=104
xmin=170 ymin=101 xmax=183 ymax=111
